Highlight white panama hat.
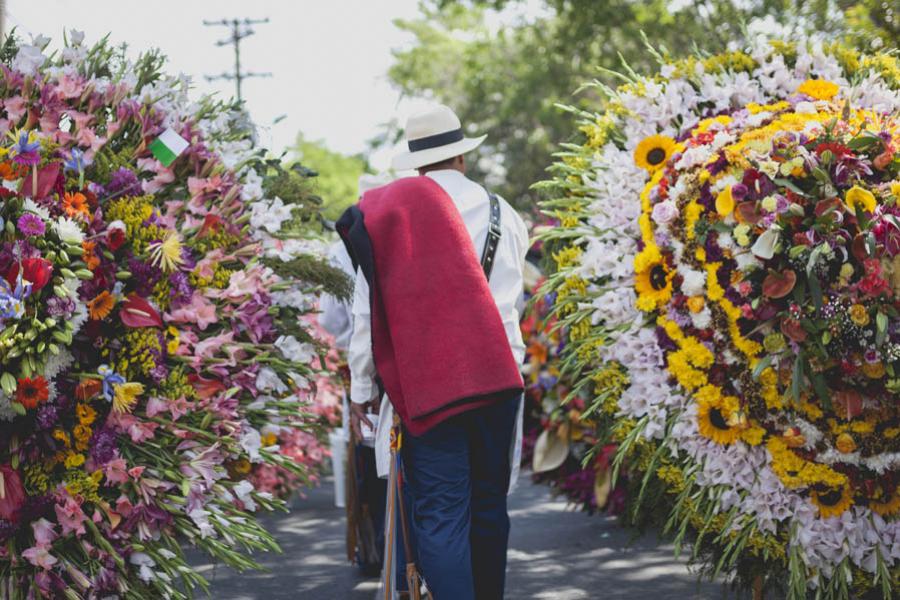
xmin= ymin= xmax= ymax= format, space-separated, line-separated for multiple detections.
xmin=392 ymin=104 xmax=487 ymax=171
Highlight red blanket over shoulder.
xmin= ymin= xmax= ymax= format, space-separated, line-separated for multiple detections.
xmin=347 ymin=176 xmax=523 ymax=436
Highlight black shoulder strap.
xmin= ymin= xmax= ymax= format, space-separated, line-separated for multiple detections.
xmin=480 ymin=193 xmax=501 ymax=280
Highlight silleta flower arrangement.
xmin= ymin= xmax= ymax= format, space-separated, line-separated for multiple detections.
xmin=520 ymin=280 xmax=623 ymax=514
xmin=539 ymin=39 xmax=900 ymax=598
xmin=0 ymin=33 xmax=347 ymax=598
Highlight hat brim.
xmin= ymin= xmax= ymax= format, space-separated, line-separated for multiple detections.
xmin=391 ymin=134 xmax=487 ymax=171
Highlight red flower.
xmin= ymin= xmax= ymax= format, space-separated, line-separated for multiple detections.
xmin=814 ymin=142 xmax=853 ymax=159
xmin=106 ymin=227 xmax=126 ymax=251
xmin=0 ymin=464 xmax=25 ymax=522
xmin=15 ymin=376 xmax=49 ymax=410
xmin=120 ymin=295 xmax=163 ymax=328
xmin=780 ymin=317 xmax=807 ymax=343
xmin=5 ymin=257 xmax=53 ymax=291
xmin=858 ymin=258 xmax=891 ymax=297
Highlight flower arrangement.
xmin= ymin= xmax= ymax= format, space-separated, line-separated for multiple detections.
xmin=520 ymin=279 xmax=623 ymax=514
xmin=0 ymin=32 xmax=349 ymax=598
xmin=539 ymin=39 xmax=900 ymax=598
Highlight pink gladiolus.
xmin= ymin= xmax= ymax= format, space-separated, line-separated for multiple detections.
xmin=31 ymin=518 xmax=57 ymax=546
xmin=166 ymin=293 xmax=218 ymax=330
xmin=104 ymin=458 xmax=129 ymax=485
xmin=22 ymin=545 xmax=57 ymax=570
xmin=55 ymin=496 xmax=87 ymax=536
xmin=0 ymin=464 xmax=25 ymax=521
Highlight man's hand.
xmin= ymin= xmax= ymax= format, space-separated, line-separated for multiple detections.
xmin=349 ymin=398 xmax=380 ymax=441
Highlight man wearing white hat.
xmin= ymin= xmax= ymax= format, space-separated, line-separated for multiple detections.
xmin=338 ymin=104 xmax=528 ymax=599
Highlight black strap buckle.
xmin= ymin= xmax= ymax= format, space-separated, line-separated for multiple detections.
xmin=480 ymin=192 xmax=502 ymax=281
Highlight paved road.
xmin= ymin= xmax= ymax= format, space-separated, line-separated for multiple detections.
xmin=190 ymin=476 xmax=731 ymax=599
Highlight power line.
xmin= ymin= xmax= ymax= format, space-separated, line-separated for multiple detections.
xmin=202 ymin=17 xmax=271 ymax=102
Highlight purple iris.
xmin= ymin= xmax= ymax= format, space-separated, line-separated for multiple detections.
xmin=63 ymin=147 xmax=90 ymax=173
xmin=11 ymin=131 xmax=41 ymax=166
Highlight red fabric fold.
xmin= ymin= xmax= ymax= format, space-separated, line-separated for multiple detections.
xmin=359 ymin=176 xmax=523 ymax=435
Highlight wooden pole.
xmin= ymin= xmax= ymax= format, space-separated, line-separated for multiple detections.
xmin=752 ymin=575 xmax=764 ymax=600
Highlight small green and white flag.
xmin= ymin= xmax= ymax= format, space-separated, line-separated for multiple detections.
xmin=148 ymin=127 xmax=189 ymax=167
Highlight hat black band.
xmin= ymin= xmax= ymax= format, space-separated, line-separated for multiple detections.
xmin=408 ymin=128 xmax=464 ymax=152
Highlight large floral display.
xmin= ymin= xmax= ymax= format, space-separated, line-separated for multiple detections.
xmin=0 ymin=33 xmax=347 ymax=598
xmin=540 ymin=39 xmax=900 ymax=598
xmin=520 ymin=275 xmax=624 ymax=514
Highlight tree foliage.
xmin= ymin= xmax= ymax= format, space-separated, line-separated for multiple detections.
xmin=388 ymin=0 xmax=897 ymax=211
xmin=287 ymin=135 xmax=370 ymax=221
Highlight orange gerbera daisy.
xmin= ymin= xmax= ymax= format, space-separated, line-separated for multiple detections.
xmin=88 ymin=290 xmax=116 ymax=320
xmin=0 ymin=161 xmax=23 ymax=180
xmin=63 ymin=191 xmax=90 ymax=218
xmin=82 ymin=240 xmax=100 ymax=270
xmin=16 ymin=376 xmax=49 ymax=410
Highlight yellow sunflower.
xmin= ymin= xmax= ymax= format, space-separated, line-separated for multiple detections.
xmin=696 ymin=391 xmax=743 ymax=445
xmin=870 ymin=488 xmax=900 ymax=517
xmin=634 ymin=253 xmax=673 ymax=311
xmin=634 ymin=134 xmax=677 ymax=172
xmin=810 ymin=484 xmax=854 ymax=518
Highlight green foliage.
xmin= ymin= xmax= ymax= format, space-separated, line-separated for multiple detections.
xmin=287 ymin=135 xmax=370 ymax=222
xmin=388 ymin=1 xmax=896 ymax=212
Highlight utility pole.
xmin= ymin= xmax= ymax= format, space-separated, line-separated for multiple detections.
xmin=202 ymin=18 xmax=271 ymax=102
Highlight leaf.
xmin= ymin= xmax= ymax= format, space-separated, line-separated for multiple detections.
xmin=773 ymin=177 xmax=809 ymax=197
xmin=809 ymin=371 xmax=832 ymax=411
xmin=791 ymin=355 xmax=803 ymax=403
xmin=876 ymin=312 xmax=888 ymax=347
xmin=752 ymin=355 xmax=774 ymax=380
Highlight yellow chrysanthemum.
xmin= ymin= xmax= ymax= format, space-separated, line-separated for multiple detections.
xmin=810 ymin=485 xmax=854 ymax=518
xmin=149 ymin=231 xmax=185 ymax=273
xmin=696 ymin=388 xmax=742 ymax=445
xmin=797 ymin=78 xmax=840 ymax=101
xmin=112 ymin=382 xmax=145 ymax=414
xmin=634 ymin=134 xmax=676 ymax=172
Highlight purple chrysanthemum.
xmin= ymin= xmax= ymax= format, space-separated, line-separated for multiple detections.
xmin=47 ymin=296 xmax=75 ymax=318
xmin=0 ymin=519 xmax=15 ymax=544
xmin=17 ymin=213 xmax=45 ymax=237
xmin=89 ymin=427 xmax=117 ymax=465
xmin=105 ymin=167 xmax=142 ymax=199
xmin=128 ymin=257 xmax=163 ymax=297
xmin=35 ymin=402 xmax=59 ymax=430
xmin=168 ymin=271 xmax=193 ymax=309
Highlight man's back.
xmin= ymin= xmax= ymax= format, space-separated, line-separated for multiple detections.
xmin=423 ymin=169 xmax=528 ymax=365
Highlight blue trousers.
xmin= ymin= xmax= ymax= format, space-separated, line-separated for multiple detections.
xmin=401 ymin=396 xmax=519 ymax=600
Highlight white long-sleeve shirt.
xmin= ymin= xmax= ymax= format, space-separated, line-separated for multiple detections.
xmin=318 ymin=240 xmax=356 ymax=351
xmin=348 ymin=169 xmax=529 ymax=484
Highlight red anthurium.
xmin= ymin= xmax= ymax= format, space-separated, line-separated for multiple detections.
xmin=736 ymin=201 xmax=763 ymax=225
xmin=188 ymin=374 xmax=226 ymax=399
xmin=834 ymin=389 xmax=863 ymax=420
xmin=762 ymin=269 xmax=797 ymax=298
xmin=198 ymin=214 xmax=224 ymax=238
xmin=0 ymin=464 xmax=26 ymax=521
xmin=120 ymin=295 xmax=163 ymax=328
xmin=18 ymin=162 xmax=60 ymax=200
xmin=780 ymin=317 xmax=807 ymax=343
xmin=5 ymin=257 xmax=53 ymax=291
